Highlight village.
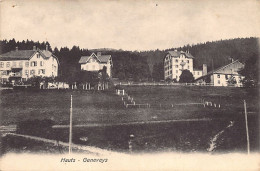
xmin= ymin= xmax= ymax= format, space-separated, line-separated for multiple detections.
xmin=0 ymin=43 xmax=246 ymax=89
xmin=0 ymin=0 xmax=259 ymax=170
xmin=0 ymin=39 xmax=258 ymax=156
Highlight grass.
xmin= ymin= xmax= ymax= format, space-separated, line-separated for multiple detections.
xmin=0 ymin=86 xmax=258 ymax=125
xmin=0 ymin=86 xmax=259 ymax=153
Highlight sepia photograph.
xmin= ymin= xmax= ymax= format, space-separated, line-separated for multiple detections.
xmin=0 ymin=0 xmax=259 ymax=170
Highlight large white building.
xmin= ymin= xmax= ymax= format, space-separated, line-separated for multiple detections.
xmin=164 ymin=50 xmax=203 ymax=81
xmin=0 ymin=46 xmax=59 ymax=83
xmin=195 ymin=60 xmax=244 ymax=87
xmin=79 ymin=52 xmax=113 ymax=77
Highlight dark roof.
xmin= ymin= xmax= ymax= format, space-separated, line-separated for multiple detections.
xmin=79 ymin=53 xmax=111 ymax=64
xmin=0 ymin=49 xmax=56 ymax=61
xmin=79 ymin=56 xmax=90 ymax=64
xmin=0 ymin=50 xmax=36 ymax=61
xmin=168 ymin=50 xmax=194 ymax=58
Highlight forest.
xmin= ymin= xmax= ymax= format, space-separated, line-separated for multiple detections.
xmin=0 ymin=37 xmax=259 ymax=83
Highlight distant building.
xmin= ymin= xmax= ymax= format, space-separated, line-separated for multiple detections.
xmin=79 ymin=52 xmax=113 ymax=77
xmin=0 ymin=46 xmax=59 ymax=83
xmin=195 ymin=60 xmax=244 ymax=87
xmin=164 ymin=50 xmax=203 ymax=81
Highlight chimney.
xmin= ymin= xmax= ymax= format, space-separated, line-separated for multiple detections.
xmin=46 ymin=45 xmax=49 ymax=51
xmin=16 ymin=47 xmax=18 ymax=51
xmin=33 ymin=46 xmax=36 ymax=50
xmin=97 ymin=52 xmax=101 ymax=56
xmin=203 ymin=64 xmax=207 ymax=76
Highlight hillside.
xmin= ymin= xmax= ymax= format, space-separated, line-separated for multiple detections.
xmin=144 ymin=37 xmax=259 ymax=72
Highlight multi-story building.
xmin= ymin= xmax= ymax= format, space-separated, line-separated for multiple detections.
xmin=164 ymin=50 xmax=203 ymax=81
xmin=195 ymin=60 xmax=244 ymax=87
xmin=0 ymin=46 xmax=59 ymax=83
xmin=79 ymin=52 xmax=113 ymax=77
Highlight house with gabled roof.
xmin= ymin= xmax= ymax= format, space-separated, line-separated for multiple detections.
xmin=0 ymin=46 xmax=59 ymax=83
xmin=195 ymin=60 xmax=244 ymax=87
xmin=164 ymin=50 xmax=203 ymax=81
xmin=79 ymin=52 xmax=112 ymax=77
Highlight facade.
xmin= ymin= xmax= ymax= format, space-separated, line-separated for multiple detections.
xmin=164 ymin=50 xmax=203 ymax=81
xmin=79 ymin=52 xmax=113 ymax=77
xmin=0 ymin=46 xmax=59 ymax=83
xmin=193 ymin=70 xmax=203 ymax=79
xmin=195 ymin=60 xmax=244 ymax=87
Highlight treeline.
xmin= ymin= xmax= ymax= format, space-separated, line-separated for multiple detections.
xmin=0 ymin=37 xmax=259 ymax=83
xmin=0 ymin=39 xmax=151 ymax=81
xmin=143 ymin=37 xmax=259 ymax=71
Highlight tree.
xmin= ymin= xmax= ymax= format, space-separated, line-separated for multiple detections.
xmin=227 ymin=75 xmax=237 ymax=86
xmin=179 ymin=70 xmax=194 ymax=83
xmin=239 ymin=54 xmax=259 ymax=87
xmin=152 ymin=62 xmax=164 ymax=81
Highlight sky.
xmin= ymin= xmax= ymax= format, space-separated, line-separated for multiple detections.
xmin=1 ymin=0 xmax=260 ymax=51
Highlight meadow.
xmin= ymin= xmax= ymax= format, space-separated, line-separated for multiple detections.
xmin=0 ymin=86 xmax=259 ymax=153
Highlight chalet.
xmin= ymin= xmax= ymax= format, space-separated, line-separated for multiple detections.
xmin=195 ymin=60 xmax=244 ymax=87
xmin=164 ymin=50 xmax=203 ymax=81
xmin=79 ymin=52 xmax=112 ymax=77
xmin=0 ymin=46 xmax=59 ymax=84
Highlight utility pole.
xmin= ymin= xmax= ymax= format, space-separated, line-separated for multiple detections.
xmin=69 ymin=95 xmax=73 ymax=154
xmin=243 ymin=100 xmax=250 ymax=154
xmin=212 ymin=58 xmax=214 ymax=85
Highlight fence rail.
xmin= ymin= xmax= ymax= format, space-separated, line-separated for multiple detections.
xmin=115 ymin=82 xmax=214 ymax=86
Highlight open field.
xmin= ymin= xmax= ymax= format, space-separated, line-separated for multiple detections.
xmin=0 ymin=86 xmax=259 ymax=153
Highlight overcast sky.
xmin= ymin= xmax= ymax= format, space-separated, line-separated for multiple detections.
xmin=1 ymin=0 xmax=260 ymax=51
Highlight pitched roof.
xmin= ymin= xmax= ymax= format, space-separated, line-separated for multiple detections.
xmin=0 ymin=49 xmax=57 ymax=61
xmin=0 ymin=50 xmax=36 ymax=61
xmin=79 ymin=56 xmax=90 ymax=64
xmin=168 ymin=50 xmax=194 ymax=58
xmin=79 ymin=53 xmax=111 ymax=64
xmin=195 ymin=60 xmax=244 ymax=80
xmin=98 ymin=55 xmax=111 ymax=63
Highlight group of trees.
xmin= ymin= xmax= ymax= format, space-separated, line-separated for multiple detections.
xmin=0 ymin=37 xmax=259 ymax=87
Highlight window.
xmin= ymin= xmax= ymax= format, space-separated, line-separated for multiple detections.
xmin=217 ymin=74 xmax=220 ymax=78
xmin=225 ymin=75 xmax=229 ymax=79
xmin=176 ymin=70 xmax=178 ymax=74
xmin=40 ymin=61 xmax=44 ymax=66
xmin=30 ymin=70 xmax=35 ymax=75
xmin=37 ymin=54 xmax=40 ymax=58
xmin=25 ymin=62 xmax=29 ymax=67
xmin=218 ymin=80 xmax=220 ymax=84
xmin=175 ymin=59 xmax=178 ymax=63
xmin=197 ymin=72 xmax=200 ymax=75
xmin=176 ymin=65 xmax=178 ymax=68
xmin=188 ymin=66 xmax=190 ymax=69
xmin=2 ymin=70 xmax=7 ymax=75
xmin=25 ymin=70 xmax=29 ymax=75
xmin=187 ymin=60 xmax=189 ymax=63
xmin=31 ymin=61 xmax=37 ymax=67
xmin=6 ymin=62 xmax=10 ymax=67
xmin=0 ymin=62 xmax=4 ymax=68
xmin=38 ymin=69 xmax=45 ymax=74
xmin=19 ymin=61 xmax=23 ymax=67
xmin=182 ymin=60 xmax=184 ymax=62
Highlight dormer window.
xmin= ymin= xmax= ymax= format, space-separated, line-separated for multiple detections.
xmin=37 ymin=54 xmax=40 ymax=58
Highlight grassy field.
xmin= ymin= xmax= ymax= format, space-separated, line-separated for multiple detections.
xmin=0 ymin=86 xmax=259 ymax=153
